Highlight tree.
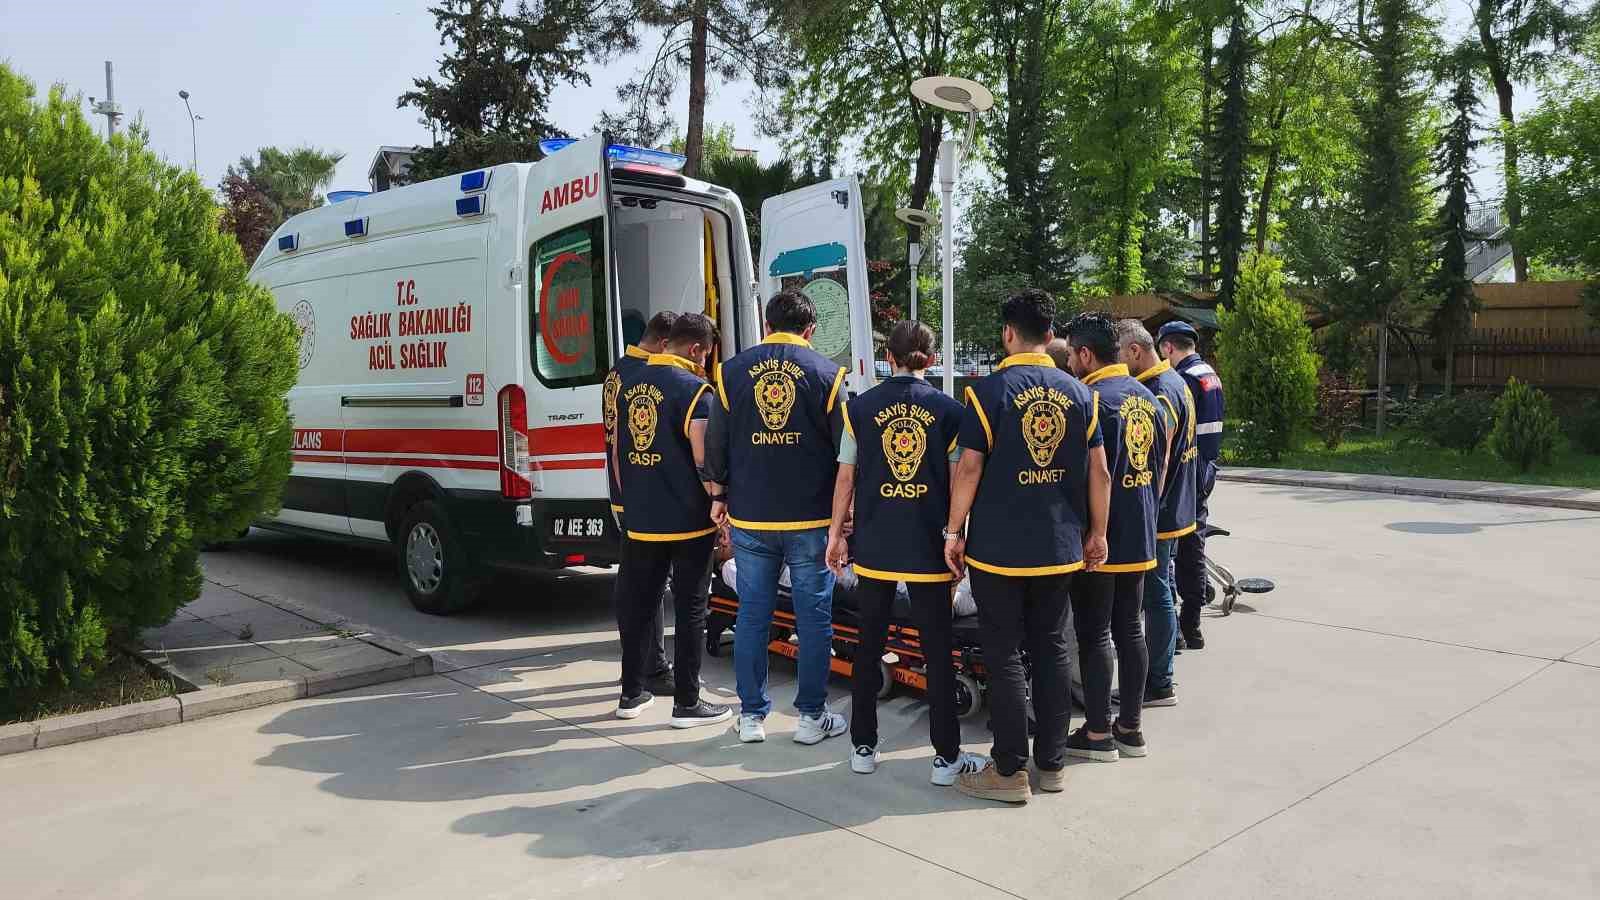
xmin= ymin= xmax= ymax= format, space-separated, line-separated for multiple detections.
xmin=589 ymin=1 xmax=792 ymax=176
xmin=1212 ymin=0 xmax=1252 ymax=307
xmin=668 ymin=121 xmax=739 ymax=164
xmin=398 ymin=0 xmax=590 ymax=182
xmin=1215 ymin=253 xmax=1320 ymax=459
xmin=1472 ymin=0 xmax=1584 ymax=282
xmin=1428 ymin=49 xmax=1484 ymax=396
xmin=0 ymin=66 xmax=298 ymax=698
xmin=698 ymin=154 xmax=821 ymax=259
xmin=218 ymin=146 xmax=342 ymax=260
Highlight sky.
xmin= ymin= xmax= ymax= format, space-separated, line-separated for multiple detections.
xmin=0 ymin=0 xmax=783 ymax=193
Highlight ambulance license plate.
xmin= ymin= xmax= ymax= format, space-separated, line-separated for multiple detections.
xmin=550 ymin=515 xmax=607 ymax=541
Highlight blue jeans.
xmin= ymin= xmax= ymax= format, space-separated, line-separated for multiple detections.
xmin=1143 ymin=538 xmax=1178 ymax=691
xmin=731 ymin=525 xmax=835 ymax=718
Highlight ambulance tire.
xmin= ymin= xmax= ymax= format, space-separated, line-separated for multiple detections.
xmin=398 ymin=500 xmax=481 ymax=615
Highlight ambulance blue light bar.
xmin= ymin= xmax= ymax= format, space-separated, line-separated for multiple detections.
xmin=459 ymin=170 xmax=490 ymax=193
xmin=344 ymin=217 xmax=368 ymax=238
xmin=537 ymin=138 xmax=687 ymax=172
xmin=455 ymin=195 xmax=484 ymax=217
xmin=277 ymin=233 xmax=298 ymax=253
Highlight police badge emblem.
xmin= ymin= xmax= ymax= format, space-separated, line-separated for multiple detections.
xmin=603 ymin=372 xmax=621 ymax=444
xmin=1021 ymin=398 xmax=1068 ymax=468
xmin=753 ymin=371 xmax=797 ymax=430
xmin=628 ymin=393 xmax=658 ymax=452
xmin=881 ymin=417 xmax=928 ymax=482
xmin=1121 ymin=394 xmax=1157 ymax=475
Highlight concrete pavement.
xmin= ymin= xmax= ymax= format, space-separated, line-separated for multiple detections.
xmin=1222 ymin=466 xmax=1600 ymax=511
xmin=2 ymin=483 xmax=1598 ymax=898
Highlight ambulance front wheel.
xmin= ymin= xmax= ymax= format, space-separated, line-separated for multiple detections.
xmin=399 ymin=500 xmax=481 ymax=615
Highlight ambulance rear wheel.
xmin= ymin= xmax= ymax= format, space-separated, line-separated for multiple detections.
xmin=954 ymin=674 xmax=984 ymax=719
xmin=399 ymin=500 xmax=480 ymax=615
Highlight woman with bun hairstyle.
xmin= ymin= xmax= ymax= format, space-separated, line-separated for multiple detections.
xmin=825 ymin=320 xmax=989 ymax=785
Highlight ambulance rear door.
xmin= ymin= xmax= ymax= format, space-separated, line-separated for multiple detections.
xmin=759 ymin=177 xmax=874 ymax=396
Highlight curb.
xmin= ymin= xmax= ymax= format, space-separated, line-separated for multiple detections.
xmin=1220 ymin=471 xmax=1600 ymax=512
xmin=0 ymin=593 xmax=433 ymax=759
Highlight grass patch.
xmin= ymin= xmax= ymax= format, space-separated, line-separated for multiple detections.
xmin=1227 ymin=431 xmax=1600 ymax=489
xmin=2 ymin=653 xmax=181 ymax=726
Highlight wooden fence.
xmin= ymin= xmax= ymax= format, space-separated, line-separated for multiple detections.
xmin=1384 ymin=327 xmax=1600 ymax=389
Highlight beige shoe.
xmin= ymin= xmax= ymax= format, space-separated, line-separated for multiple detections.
xmin=1037 ymin=766 xmax=1066 ymax=793
xmin=956 ymin=762 xmax=1031 ymax=804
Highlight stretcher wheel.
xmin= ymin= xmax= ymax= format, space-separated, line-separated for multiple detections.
xmin=877 ymin=660 xmax=895 ymax=699
xmin=706 ymin=626 xmax=725 ymax=657
xmin=954 ymin=674 xmax=984 ymax=719
xmin=1204 ymin=581 xmax=1217 ymax=607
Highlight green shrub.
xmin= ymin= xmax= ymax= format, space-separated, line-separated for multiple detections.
xmin=1215 ymin=253 xmax=1320 ymax=461
xmin=1570 ymin=398 xmax=1600 ymax=455
xmin=0 ymin=66 xmax=298 ymax=695
xmin=1418 ymin=393 xmax=1496 ymax=454
xmin=1222 ymin=419 xmax=1276 ymax=464
xmin=1313 ymin=370 xmax=1362 ymax=449
xmin=1489 ymin=378 xmax=1560 ymax=472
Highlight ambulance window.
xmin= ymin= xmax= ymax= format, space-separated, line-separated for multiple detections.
xmin=530 ymin=218 xmax=610 ymax=388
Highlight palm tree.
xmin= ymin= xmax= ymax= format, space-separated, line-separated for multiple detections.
xmin=236 ymin=146 xmax=344 ymax=219
xmin=699 ymin=155 xmax=821 ymax=260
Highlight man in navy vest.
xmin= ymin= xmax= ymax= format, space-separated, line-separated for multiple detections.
xmin=704 ymin=289 xmax=849 ymax=746
xmin=603 ymin=311 xmax=678 ymax=696
xmin=1158 ymin=321 xmax=1225 ymax=650
xmin=612 ymin=313 xmax=732 ymax=728
xmin=1117 ymin=319 xmax=1196 ymax=709
xmin=943 ymin=289 xmax=1111 ymax=804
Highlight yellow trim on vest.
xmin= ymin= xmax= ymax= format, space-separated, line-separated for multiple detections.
xmin=964 ymin=386 xmax=993 ymax=450
xmin=628 ymin=525 xmax=718 ymax=542
xmin=1098 ymin=560 xmax=1157 ymax=573
xmin=716 ymin=360 xmax=730 ymax=409
xmin=843 ymin=404 xmax=855 ymax=438
xmin=1157 ymin=523 xmax=1198 ymax=540
xmin=624 ymin=344 xmax=651 ymax=360
xmin=762 ymin=331 xmax=812 ymax=347
xmin=966 ymin=557 xmax=1086 ymax=577
xmin=1134 ymin=360 xmax=1171 ymax=383
xmin=825 ymin=367 xmax=847 ymax=413
xmin=996 ymin=352 xmax=1055 ymax=370
xmin=853 ymin=564 xmax=954 ymax=584
xmin=610 ymin=503 xmax=624 ymax=513
xmin=1156 ymin=394 xmax=1178 ymax=429
xmin=728 ymin=516 xmax=830 ymax=531
xmin=1082 ymin=363 xmax=1129 ymax=386
xmin=683 ymin=383 xmax=712 ymax=438
xmin=1087 ymin=390 xmax=1100 ymax=439
xmin=647 ymin=353 xmax=705 ymax=377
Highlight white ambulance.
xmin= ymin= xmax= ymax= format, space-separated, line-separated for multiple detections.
xmin=251 ymin=134 xmax=876 ymax=613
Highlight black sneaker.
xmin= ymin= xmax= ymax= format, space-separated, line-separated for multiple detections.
xmin=1144 ymin=685 xmax=1178 ymax=707
xmin=616 ymin=692 xmax=655 ymax=720
xmin=1175 ymin=632 xmax=1186 ymax=652
xmin=1181 ymin=625 xmax=1205 ymax=650
xmin=668 ymin=700 xmax=732 ymax=729
xmin=1113 ymin=724 xmax=1147 ymax=758
xmin=1065 ymin=726 xmax=1119 ymax=762
xmin=645 ymin=668 xmax=677 ymax=696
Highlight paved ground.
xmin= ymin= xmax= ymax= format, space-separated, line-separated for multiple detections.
xmin=3 ymin=483 xmax=1598 ymax=898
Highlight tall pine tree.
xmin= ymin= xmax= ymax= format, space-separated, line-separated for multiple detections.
xmin=1212 ymin=0 xmax=1251 ymax=308
xmin=1429 ymin=49 xmax=1483 ymax=396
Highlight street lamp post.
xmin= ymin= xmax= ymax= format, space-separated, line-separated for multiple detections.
xmin=910 ymin=76 xmax=994 ymax=396
xmin=178 ymin=90 xmax=198 ymax=172
xmin=894 ymin=206 xmax=938 ymax=321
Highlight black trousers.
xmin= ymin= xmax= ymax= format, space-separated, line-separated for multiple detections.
xmin=616 ymin=533 xmax=715 ymax=707
xmin=969 ymin=569 xmax=1071 ymax=776
xmin=850 ymin=577 xmax=961 ymax=761
xmin=1176 ymin=461 xmax=1217 ymax=630
xmin=1070 ymin=571 xmax=1149 ymax=732
xmin=613 ymin=514 xmax=670 ymax=676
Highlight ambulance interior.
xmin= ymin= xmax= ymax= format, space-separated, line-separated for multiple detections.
xmin=611 ymin=191 xmax=742 ymax=358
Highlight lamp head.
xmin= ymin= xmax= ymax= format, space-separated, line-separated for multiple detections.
xmin=178 ymin=90 xmax=190 ymax=100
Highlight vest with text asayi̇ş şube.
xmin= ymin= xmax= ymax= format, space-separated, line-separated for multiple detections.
xmin=616 ymin=357 xmax=714 ymax=541
xmin=602 ymin=345 xmax=651 ymax=514
xmin=1082 ymin=365 xmax=1159 ymax=572
xmin=848 ymin=375 xmax=965 ymax=582
xmin=1138 ymin=361 xmax=1198 ymax=539
xmin=718 ymin=334 xmax=846 ymax=530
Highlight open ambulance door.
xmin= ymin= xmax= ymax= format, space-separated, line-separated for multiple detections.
xmin=759 ymin=177 xmax=874 ymax=397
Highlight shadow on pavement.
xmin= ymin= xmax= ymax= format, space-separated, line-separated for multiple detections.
xmin=1385 ymin=514 xmax=1600 ymax=534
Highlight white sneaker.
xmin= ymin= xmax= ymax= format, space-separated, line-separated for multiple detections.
xmin=931 ymin=750 xmax=989 ymax=786
xmin=737 ymin=714 xmax=766 ymax=743
xmin=851 ymin=744 xmax=879 ymax=774
xmin=794 ymin=710 xmax=848 ymax=745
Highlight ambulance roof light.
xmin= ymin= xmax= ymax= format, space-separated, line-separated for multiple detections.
xmin=538 ymin=138 xmax=687 ymax=172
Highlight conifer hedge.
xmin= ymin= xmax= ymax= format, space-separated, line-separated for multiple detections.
xmin=0 ymin=66 xmax=297 ymax=695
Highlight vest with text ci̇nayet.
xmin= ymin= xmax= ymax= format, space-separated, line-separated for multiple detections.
xmin=1083 ymin=364 xmax=1160 ymax=572
xmin=848 ymin=375 xmax=965 ymax=583
xmin=1137 ymin=360 xmax=1197 ymax=539
xmin=959 ymin=353 xmax=1102 ymax=576
xmin=616 ymin=355 xmax=715 ymax=541
xmin=718 ymin=332 xmax=847 ymax=530
xmin=602 ymin=345 xmax=652 ymax=514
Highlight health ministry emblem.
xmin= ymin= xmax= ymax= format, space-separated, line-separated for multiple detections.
xmin=754 ymin=370 xmax=797 ymax=430
xmin=1021 ymin=398 xmax=1068 ymax=467
xmin=881 ymin=416 xmax=928 ymax=482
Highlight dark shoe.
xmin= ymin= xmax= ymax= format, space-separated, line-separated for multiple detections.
xmin=1175 ymin=632 xmax=1186 ymax=652
xmin=1111 ymin=686 xmax=1178 ymax=708
xmin=1181 ymin=625 xmax=1205 ymax=649
xmin=1065 ymin=726 xmax=1119 ymax=763
xmin=668 ymin=700 xmax=732 ymax=729
xmin=1113 ymin=724 xmax=1148 ymax=758
xmin=616 ymin=692 xmax=654 ymax=720
xmin=645 ymin=668 xmax=677 ymax=696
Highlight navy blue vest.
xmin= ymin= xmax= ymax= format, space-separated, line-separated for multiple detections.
xmin=616 ymin=355 xmax=715 ymax=541
xmin=1137 ymin=360 xmax=1198 ymax=539
xmin=1082 ymin=365 xmax=1159 ymax=571
xmin=847 ymin=376 xmax=964 ymax=583
xmin=960 ymin=353 xmax=1101 ymax=576
xmin=718 ymin=333 xmax=846 ymax=530
xmin=602 ymin=345 xmax=652 ymax=514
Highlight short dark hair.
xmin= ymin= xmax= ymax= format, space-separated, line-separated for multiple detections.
xmin=1064 ymin=312 xmax=1118 ymax=367
xmin=667 ymin=312 xmax=717 ymax=349
xmin=643 ymin=310 xmax=679 ymax=343
xmin=765 ymin=289 xmax=817 ymax=334
xmin=1161 ymin=333 xmax=1197 ymax=354
xmin=886 ymin=319 xmax=937 ymax=371
xmin=1000 ymin=288 xmax=1055 ymax=343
